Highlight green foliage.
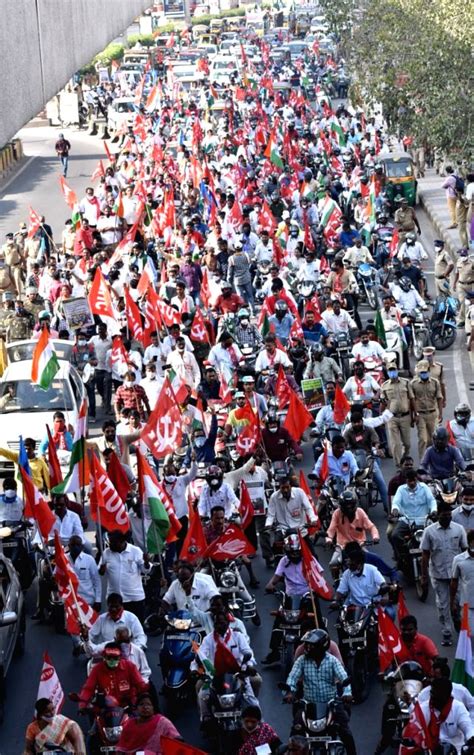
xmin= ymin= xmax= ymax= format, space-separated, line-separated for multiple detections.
xmin=126 ymin=33 xmax=155 ymax=48
xmin=94 ymin=43 xmax=124 ymax=66
xmin=322 ymin=0 xmax=473 ymax=159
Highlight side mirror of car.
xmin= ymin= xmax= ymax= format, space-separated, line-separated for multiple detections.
xmin=0 ymin=611 xmax=17 ymax=627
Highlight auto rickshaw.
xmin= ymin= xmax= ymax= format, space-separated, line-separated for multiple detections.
xmin=379 ymin=152 xmax=418 ymax=206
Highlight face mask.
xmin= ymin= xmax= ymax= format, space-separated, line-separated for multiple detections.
xmin=195 ymin=437 xmax=206 ymax=448
xmin=326 ymin=392 xmax=335 ymax=402
xmin=41 ymin=715 xmax=55 ymax=723
xmin=240 ymin=319 xmax=249 ymax=326
xmin=355 ymin=369 xmax=364 ymax=377
xmin=210 ymin=478 xmax=219 ymax=486
xmin=78 ymin=339 xmax=86 ymax=347
xmin=4 ymin=489 xmax=16 ymax=499
xmin=455 ymin=415 xmax=469 ymax=426
xmin=164 ymin=475 xmax=176 ymax=483
xmin=147 ymin=374 xmax=156 ymax=381
xmin=388 ymin=370 xmax=398 ymax=379
xmin=69 ymin=545 xmax=82 ymax=558
xmin=124 ymin=380 xmax=134 ymax=388
xmin=463 ymin=504 xmax=473 ymax=512
xmin=105 ymin=658 xmax=120 ymax=669
xmin=268 ymin=426 xmax=278 ymax=433
xmin=419 ymin=372 xmax=429 ymax=381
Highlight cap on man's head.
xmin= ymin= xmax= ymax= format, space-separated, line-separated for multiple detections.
xmin=422 ymin=346 xmax=435 ymax=356
xmin=234 ymin=391 xmax=245 ymax=399
xmin=415 ymin=359 xmax=430 ymax=373
xmin=2 ymin=291 xmax=14 ymax=302
xmin=242 ymin=375 xmax=255 ymax=383
xmin=25 ymin=286 xmax=37 ymax=295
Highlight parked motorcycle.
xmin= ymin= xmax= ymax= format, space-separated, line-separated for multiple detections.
xmin=430 ymin=295 xmax=458 ymax=350
xmin=159 ymin=610 xmax=203 ymax=708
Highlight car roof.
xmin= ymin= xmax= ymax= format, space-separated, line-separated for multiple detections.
xmin=1 ymin=360 xmax=71 ymax=380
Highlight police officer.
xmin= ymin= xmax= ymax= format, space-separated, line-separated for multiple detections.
xmin=0 ymin=232 xmax=23 ymax=296
xmin=6 ymin=298 xmax=35 ymax=343
xmin=454 ymin=248 xmax=474 ymax=326
xmin=433 ymin=240 xmax=454 ymax=296
xmin=411 ymin=360 xmax=443 ymax=459
xmin=0 ymin=291 xmax=15 ymax=338
xmin=422 ymin=346 xmax=446 ymax=408
xmin=380 ymin=361 xmax=416 ymax=466
xmin=23 ymin=285 xmax=44 ymax=319
xmin=394 ymin=197 xmax=421 ymax=247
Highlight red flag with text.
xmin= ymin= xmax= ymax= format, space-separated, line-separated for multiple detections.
xmin=88 ymin=268 xmax=115 ymax=319
xmin=89 ymin=452 xmax=130 ymax=533
xmin=298 ymin=531 xmax=333 ymax=599
xmin=124 ymin=286 xmax=144 ymax=342
xmin=37 ymin=652 xmax=64 ymax=714
xmin=203 ymin=524 xmax=256 ymax=561
xmin=21 ymin=468 xmax=55 ymax=538
xmin=53 ymin=532 xmax=98 ymax=634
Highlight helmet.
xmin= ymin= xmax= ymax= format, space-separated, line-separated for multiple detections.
xmin=455 ymin=402 xmax=471 ymax=422
xmin=38 ymin=310 xmax=51 ymax=320
xmin=433 ymin=427 xmax=449 ymax=444
xmin=284 ymin=533 xmax=301 ymax=553
xmin=275 ymin=300 xmax=288 ymax=313
xmin=399 ymin=276 xmax=412 ymax=292
xmin=406 ymin=231 xmax=416 ymax=242
xmin=238 ymin=308 xmax=250 ymax=319
xmin=302 ymin=629 xmax=330 ymax=653
xmin=311 ymin=343 xmax=324 ymax=357
xmin=339 ymin=489 xmax=357 ymax=512
xmin=394 ymin=661 xmax=424 ymax=683
xmin=221 ymin=281 xmax=232 ymax=291
xmin=206 ymin=465 xmax=223 ymax=487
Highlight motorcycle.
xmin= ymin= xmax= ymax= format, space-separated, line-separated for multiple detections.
xmin=395 ymin=519 xmax=429 ymax=601
xmin=404 ymin=308 xmax=429 ymax=360
xmin=380 ymin=664 xmax=424 ymax=754
xmin=208 ymin=669 xmax=250 ymax=752
xmin=159 ymin=610 xmax=203 ymax=708
xmin=0 ymin=521 xmax=35 ymax=590
xmin=314 ymin=476 xmax=346 ymax=533
xmin=268 ymin=590 xmax=315 ymax=675
xmin=352 ymin=451 xmax=379 ymax=512
xmin=331 ymin=332 xmax=352 ymax=379
xmin=71 ymin=692 xmax=128 ymax=754
xmin=282 ymin=685 xmax=348 ymax=754
xmin=430 ymin=476 xmax=460 ymax=507
xmin=312 ymin=427 xmax=342 ymax=463
xmin=36 ymin=541 xmax=65 ymax=633
xmin=356 ymin=263 xmax=378 ymax=310
xmin=239 ymin=342 xmax=257 ymax=374
xmin=208 ymin=560 xmax=257 ymax=621
xmin=335 ymin=603 xmax=378 ymax=704
xmin=383 ymin=319 xmax=405 ymax=372
xmin=430 ymin=295 xmax=458 ymax=350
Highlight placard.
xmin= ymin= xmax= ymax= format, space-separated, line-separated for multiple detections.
xmin=62 ymin=296 xmax=94 ymax=331
xmin=301 ymin=377 xmax=325 ymax=409
xmin=245 ymin=479 xmax=267 ymax=516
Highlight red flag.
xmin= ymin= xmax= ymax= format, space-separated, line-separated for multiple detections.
xmin=165 ymin=32 xmax=175 ymax=48
xmin=88 ymin=268 xmax=115 ymax=319
xmin=234 ymin=397 xmax=256 ymax=423
xmin=106 ymin=450 xmax=131 ymax=503
xmin=298 ymin=531 xmax=333 ymax=599
xmin=155 ymin=296 xmax=181 ymax=327
xmin=27 ymin=206 xmax=42 ymax=238
xmin=389 ymin=229 xmax=399 ymax=258
xmin=140 ymin=378 xmax=183 ymax=458
xmin=397 ymin=589 xmax=410 ymax=625
xmin=333 ymin=384 xmax=350 ymax=425
xmin=190 ymin=308 xmax=210 ymax=343
xmin=91 ymin=160 xmax=105 ymax=182
xmin=259 ymin=199 xmax=277 ymax=233
xmin=54 ymin=531 xmax=98 ymax=633
xmin=124 ymin=285 xmax=144 ymax=342
xmin=89 ymin=453 xmax=130 ymax=533
xmin=58 ymin=177 xmax=78 ymax=209
xmin=202 ymin=524 xmax=256 ymax=561
xmin=377 ymin=607 xmax=402 ymax=672
xmin=53 ymin=531 xmax=79 ymax=592
xmin=298 ymin=470 xmax=320 ymax=533
xmin=236 ymin=421 xmax=260 ymax=457
xmin=283 ymin=390 xmax=313 ymax=441
xmin=137 ymin=268 xmax=152 ymax=297
xmin=21 ymin=468 xmax=55 ymax=538
xmin=319 ymin=445 xmax=329 ymax=483
xmin=200 ymin=268 xmax=211 ymax=309
xmin=214 ymin=637 xmax=241 ymax=675
xmin=275 ymin=364 xmax=292 ymax=409
xmin=289 ymin=318 xmax=304 ymax=344
xmin=217 ymin=369 xmax=232 ymax=405
xmin=160 ymin=736 xmax=208 ymax=755
xmin=180 ymin=505 xmax=207 ymax=563
xmin=239 ymin=480 xmax=254 ymax=530
xmin=37 ymin=652 xmax=64 ymax=714
xmin=400 ymin=700 xmax=431 ymax=754
xmin=103 ymin=140 xmax=114 ymax=164
xmin=46 ymin=425 xmax=63 ymax=489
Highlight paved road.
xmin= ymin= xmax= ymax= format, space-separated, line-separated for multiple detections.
xmin=1 ymin=131 xmax=473 ymax=753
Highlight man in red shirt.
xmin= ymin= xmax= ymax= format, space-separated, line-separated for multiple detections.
xmin=265 ymin=279 xmax=298 ymax=317
xmin=73 ymin=218 xmax=94 ymax=257
xmin=214 ymin=282 xmax=244 ymax=314
xmin=79 ymin=642 xmax=148 ymax=708
xmin=114 ymin=371 xmax=151 ymax=421
xmin=395 ymin=614 xmax=439 ymax=676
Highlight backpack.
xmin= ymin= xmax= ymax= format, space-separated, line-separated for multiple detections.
xmin=454 ymin=175 xmax=465 ymax=194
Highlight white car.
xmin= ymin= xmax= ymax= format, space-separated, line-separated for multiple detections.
xmin=0 ymin=340 xmax=86 ymax=473
xmin=107 ymin=97 xmax=135 ymax=132
xmin=209 ymin=56 xmax=239 ymax=85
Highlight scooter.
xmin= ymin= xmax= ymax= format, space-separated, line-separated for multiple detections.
xmin=159 ymin=610 xmax=203 ymax=707
xmin=70 ymin=692 xmax=129 ymax=754
xmin=430 ymin=295 xmax=458 ymax=350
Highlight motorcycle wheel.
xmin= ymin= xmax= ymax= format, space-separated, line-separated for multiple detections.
xmin=283 ymin=642 xmax=295 ymax=677
xmin=430 ymin=325 xmax=456 ymax=350
xmin=347 ymin=653 xmax=370 ymax=704
xmin=413 ymin=330 xmax=428 ymax=360
xmin=366 ymin=286 xmax=378 ymax=310
xmin=415 ymin=577 xmax=429 ymax=602
xmin=328 ymin=743 xmax=347 ymax=755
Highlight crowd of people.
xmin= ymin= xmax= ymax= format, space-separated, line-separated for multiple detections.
xmin=0 ymin=11 xmax=473 ymax=755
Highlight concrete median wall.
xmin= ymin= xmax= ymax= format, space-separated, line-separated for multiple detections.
xmin=0 ymin=0 xmax=150 ymax=146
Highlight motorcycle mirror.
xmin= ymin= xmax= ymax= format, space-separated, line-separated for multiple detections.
xmin=0 ymin=611 xmax=17 ymax=627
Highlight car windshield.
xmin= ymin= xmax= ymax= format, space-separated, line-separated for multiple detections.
xmin=385 ymin=160 xmax=413 ymax=178
xmin=0 ymin=380 xmax=74 ymax=414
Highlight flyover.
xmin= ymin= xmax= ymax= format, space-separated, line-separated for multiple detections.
xmin=0 ymin=0 xmax=151 ymax=147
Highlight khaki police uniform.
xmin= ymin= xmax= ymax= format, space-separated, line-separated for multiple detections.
xmin=456 ymin=256 xmax=474 ymax=325
xmin=6 ymin=313 xmax=34 ymax=343
xmin=424 ymin=357 xmax=446 ymax=406
xmin=380 ymin=377 xmax=414 ymax=466
xmin=434 ymin=249 xmax=453 ymax=296
xmin=410 ymin=375 xmax=442 ymax=458
xmin=394 ymin=206 xmax=417 ymax=247
xmin=0 ymin=241 xmax=23 ymax=296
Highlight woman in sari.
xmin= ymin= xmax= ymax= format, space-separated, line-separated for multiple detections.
xmin=23 ymin=698 xmax=86 ymax=754
xmin=117 ymin=692 xmax=181 ymax=754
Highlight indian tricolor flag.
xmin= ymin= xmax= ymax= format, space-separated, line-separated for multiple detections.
xmin=452 ymin=604 xmax=474 ymax=693
xmin=136 ymin=450 xmax=177 ymax=554
xmin=52 ymin=399 xmax=90 ymax=494
xmin=264 ymin=129 xmax=284 ymax=169
xmin=330 ymin=120 xmax=346 ymax=147
xmin=31 ymin=327 xmax=60 ymax=390
xmin=320 ymin=196 xmax=340 ymax=228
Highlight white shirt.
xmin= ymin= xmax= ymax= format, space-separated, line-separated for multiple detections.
xmin=163 ymin=572 xmax=220 ymax=612
xmin=143 ymin=344 xmax=164 ymax=372
xmin=85 ymin=639 xmax=151 ymax=681
xmin=162 ymin=463 xmax=198 ymax=519
xmin=46 ymin=510 xmax=85 ymax=545
xmin=255 ymin=347 xmax=291 ymax=372
xmin=88 ymin=609 xmax=147 ymax=648
xmin=68 ymin=551 xmax=101 ymax=605
xmin=419 ymin=685 xmax=474 ymax=724
xmin=167 ymin=349 xmax=201 ymax=389
xmin=101 ymin=543 xmax=148 ymax=601
xmin=89 ymin=335 xmax=113 ymax=371
xmin=140 ymin=375 xmax=164 ymax=408
xmin=0 ymin=493 xmax=24 ymax=522
xmin=351 ymin=341 xmax=386 ymax=362
xmin=198 ymin=482 xmax=239 ymax=520
xmin=191 ymin=627 xmax=256 ymax=672
xmin=343 ymin=374 xmax=381 ymax=402
xmin=161 ymin=334 xmax=194 ymax=358
xmin=418 ymin=698 xmax=474 ymax=751
xmin=321 ymin=309 xmax=357 ymax=333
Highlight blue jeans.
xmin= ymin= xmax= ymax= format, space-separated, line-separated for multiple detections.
xmin=60 ymin=154 xmax=69 ymax=176
xmin=373 ymin=459 xmax=389 ymax=512
xmin=235 ymin=281 xmax=255 ymax=311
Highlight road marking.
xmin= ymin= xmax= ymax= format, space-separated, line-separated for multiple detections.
xmin=0 ymin=156 xmax=35 ymax=197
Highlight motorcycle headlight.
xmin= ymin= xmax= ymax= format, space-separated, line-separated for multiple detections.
xmin=218 ymin=693 xmax=237 ymax=708
xmin=282 ymin=609 xmax=300 ymax=622
xmin=307 ymin=717 xmax=327 ymax=732
xmin=104 ymin=725 xmax=123 ymax=742
xmin=347 ymin=620 xmax=364 ymax=635
xmin=220 ymin=570 xmax=238 ymax=588
xmin=414 ymin=529 xmax=424 ymax=541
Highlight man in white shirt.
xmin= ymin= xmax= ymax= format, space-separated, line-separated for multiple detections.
xmin=44 ymin=496 xmax=89 ymax=549
xmin=254 ymin=336 xmax=291 ymax=373
xmin=351 ymin=329 xmax=386 ymax=362
xmin=99 ymin=530 xmax=150 ymax=622
xmin=140 ymin=362 xmax=163 ymax=408
xmin=321 ymin=300 xmax=358 ymax=334
xmin=89 ymin=323 xmax=113 ymax=414
xmin=79 ymin=187 xmax=101 ymax=227
xmin=343 ymin=239 xmax=374 ymax=267
xmin=143 ymin=331 xmax=164 ymax=374
xmin=161 ymin=562 xmax=220 ymax=613
xmin=68 ymin=536 xmax=101 ymax=610
xmin=83 ymin=593 xmax=147 ymax=649
xmin=161 ymin=323 xmax=194 ymax=358
xmin=167 ymin=337 xmax=201 ymax=390
xmin=84 ymin=625 xmax=151 ymax=682
xmin=410 ymin=678 xmax=474 ymax=753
